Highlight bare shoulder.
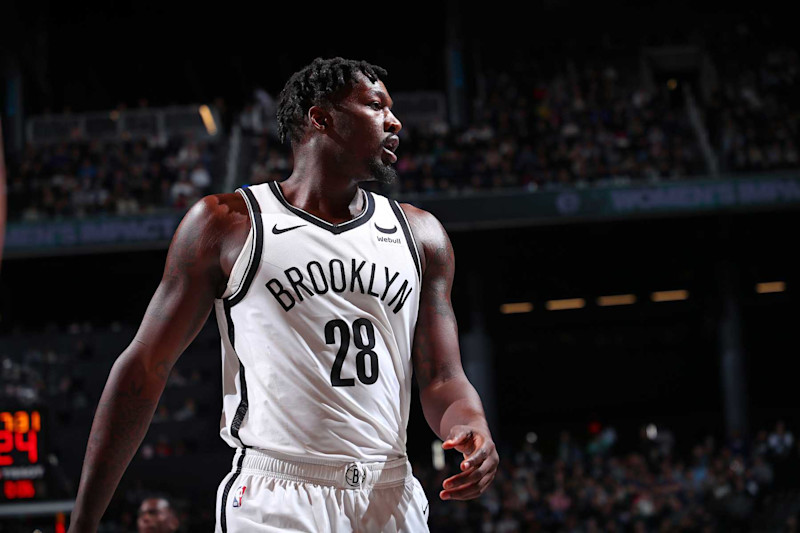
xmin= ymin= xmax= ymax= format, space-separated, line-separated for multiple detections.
xmin=167 ymin=193 xmax=251 ymax=286
xmin=398 ymin=203 xmax=452 ymax=276
xmin=182 ymin=192 xmax=250 ymax=233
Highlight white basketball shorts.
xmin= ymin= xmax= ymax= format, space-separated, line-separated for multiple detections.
xmin=215 ymin=448 xmax=430 ymax=532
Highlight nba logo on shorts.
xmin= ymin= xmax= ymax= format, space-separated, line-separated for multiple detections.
xmin=232 ymin=485 xmax=246 ymax=508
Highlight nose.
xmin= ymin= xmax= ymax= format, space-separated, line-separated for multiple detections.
xmin=385 ymin=110 xmax=402 ymax=135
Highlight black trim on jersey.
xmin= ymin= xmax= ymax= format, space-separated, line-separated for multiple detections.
xmin=224 ymin=299 xmax=249 ymax=448
xmin=268 ymin=181 xmax=375 ymax=235
xmin=230 ymin=361 xmax=249 ymax=441
xmin=220 ymin=449 xmax=246 ymax=533
xmin=390 ymin=200 xmax=422 ymax=281
xmin=227 ymin=186 xmax=264 ymax=307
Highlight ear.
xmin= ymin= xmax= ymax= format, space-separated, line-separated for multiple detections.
xmin=308 ymin=106 xmax=331 ymax=132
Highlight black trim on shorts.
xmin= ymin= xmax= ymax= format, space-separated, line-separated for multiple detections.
xmin=227 ymin=186 xmax=264 ymax=307
xmin=224 ymin=299 xmax=249 ymax=448
xmin=220 ymin=449 xmax=246 ymax=533
xmin=389 ymin=200 xmax=422 ymax=281
xmin=269 ymin=181 xmax=375 ymax=235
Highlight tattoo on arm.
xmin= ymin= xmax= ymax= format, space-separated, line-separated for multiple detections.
xmin=143 ymin=211 xmax=218 ymax=345
xmin=414 ymin=224 xmax=460 ymax=390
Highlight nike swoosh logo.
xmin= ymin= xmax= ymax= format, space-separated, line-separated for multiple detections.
xmin=272 ymin=224 xmax=306 ymax=235
xmin=374 ymin=223 xmax=398 ymax=234
xmin=423 ymin=502 xmax=429 ymax=514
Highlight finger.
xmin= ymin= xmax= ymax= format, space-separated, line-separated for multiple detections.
xmin=440 ymin=487 xmax=480 ymax=501
xmin=440 ymin=473 xmax=495 ymax=501
xmin=442 ymin=428 xmax=474 ymax=450
xmin=461 ymin=444 xmax=492 ymax=471
xmin=442 ymin=465 xmax=483 ymax=491
xmin=442 ymin=459 xmax=493 ymax=495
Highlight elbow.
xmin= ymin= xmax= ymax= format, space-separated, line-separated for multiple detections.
xmin=112 ymin=343 xmax=171 ymax=387
xmin=419 ymin=367 xmax=468 ymax=394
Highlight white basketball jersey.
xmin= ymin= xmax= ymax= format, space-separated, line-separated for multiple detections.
xmin=213 ymin=181 xmax=422 ymax=462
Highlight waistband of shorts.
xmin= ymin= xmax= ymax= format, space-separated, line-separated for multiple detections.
xmin=234 ymin=448 xmax=411 ymax=489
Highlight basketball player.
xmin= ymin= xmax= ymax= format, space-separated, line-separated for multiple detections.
xmin=68 ymin=57 xmax=498 ymax=532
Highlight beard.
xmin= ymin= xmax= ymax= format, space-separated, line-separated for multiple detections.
xmin=367 ymin=158 xmax=398 ymax=185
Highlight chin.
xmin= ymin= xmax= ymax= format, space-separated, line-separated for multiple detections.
xmin=367 ymin=160 xmax=398 ymax=185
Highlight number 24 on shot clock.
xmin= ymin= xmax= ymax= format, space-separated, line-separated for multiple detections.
xmin=0 ymin=410 xmax=40 ymax=466
xmin=0 ymin=409 xmax=44 ymax=500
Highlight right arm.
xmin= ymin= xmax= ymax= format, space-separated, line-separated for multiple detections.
xmin=68 ymin=194 xmax=248 ymax=532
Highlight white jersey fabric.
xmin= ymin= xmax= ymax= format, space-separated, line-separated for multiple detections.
xmin=213 ymin=181 xmax=422 ymax=462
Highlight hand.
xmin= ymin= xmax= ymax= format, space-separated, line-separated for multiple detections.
xmin=440 ymin=425 xmax=498 ymax=500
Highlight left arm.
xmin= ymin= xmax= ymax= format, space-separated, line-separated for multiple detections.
xmin=402 ymin=204 xmax=499 ymax=501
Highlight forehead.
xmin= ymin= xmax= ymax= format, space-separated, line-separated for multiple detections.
xmin=343 ymin=73 xmax=391 ymax=101
xmin=139 ymin=498 xmax=168 ymax=512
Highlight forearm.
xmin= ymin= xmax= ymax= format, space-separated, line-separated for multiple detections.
xmin=70 ymin=351 xmax=166 ymax=529
xmin=420 ymin=374 xmax=490 ymax=440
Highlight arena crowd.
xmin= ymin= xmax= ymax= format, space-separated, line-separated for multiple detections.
xmin=5 ymin=34 xmax=797 ymax=222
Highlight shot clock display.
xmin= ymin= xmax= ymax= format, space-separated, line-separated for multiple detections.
xmin=0 ymin=407 xmax=49 ymax=501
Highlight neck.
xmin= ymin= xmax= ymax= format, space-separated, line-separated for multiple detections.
xmin=279 ymin=145 xmax=368 ymax=224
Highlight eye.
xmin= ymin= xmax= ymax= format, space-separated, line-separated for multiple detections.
xmin=370 ymin=102 xmax=383 ymax=110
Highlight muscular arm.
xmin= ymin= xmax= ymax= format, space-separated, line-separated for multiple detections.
xmin=69 ymin=194 xmax=248 ymax=531
xmin=403 ymin=204 xmax=498 ymax=501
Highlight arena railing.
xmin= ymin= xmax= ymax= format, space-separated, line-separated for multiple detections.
xmin=4 ymin=170 xmax=800 ymax=258
xmin=25 ymin=105 xmax=222 ymax=145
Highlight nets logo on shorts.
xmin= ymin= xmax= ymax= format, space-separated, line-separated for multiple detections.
xmin=232 ymin=485 xmax=247 ymax=508
xmin=345 ymin=464 xmax=366 ymax=487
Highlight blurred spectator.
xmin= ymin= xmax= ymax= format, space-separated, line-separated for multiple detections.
xmin=137 ymin=496 xmax=179 ymax=533
xmin=768 ymin=420 xmax=795 ymax=458
xmin=155 ymin=435 xmax=173 ymax=458
xmin=189 ymin=162 xmax=212 ymax=195
xmin=170 ymin=171 xmax=198 ymax=208
xmin=410 ymin=421 xmax=798 ymax=532
xmin=557 ymin=431 xmax=583 ymax=466
xmin=173 ymin=398 xmax=197 ymax=421
xmin=6 ymin=134 xmax=219 ymax=222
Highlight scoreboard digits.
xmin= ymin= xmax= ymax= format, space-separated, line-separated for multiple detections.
xmin=0 ymin=408 xmax=48 ymax=501
xmin=0 ymin=410 xmax=40 ymax=465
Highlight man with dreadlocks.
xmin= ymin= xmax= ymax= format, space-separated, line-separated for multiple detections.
xmin=68 ymin=57 xmax=498 ymax=532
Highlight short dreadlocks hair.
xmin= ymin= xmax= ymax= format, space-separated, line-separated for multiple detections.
xmin=277 ymin=57 xmax=388 ymax=145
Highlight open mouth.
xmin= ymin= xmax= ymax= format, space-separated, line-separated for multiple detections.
xmin=382 ymin=146 xmax=398 ymax=163
xmin=382 ymin=135 xmax=399 ymax=164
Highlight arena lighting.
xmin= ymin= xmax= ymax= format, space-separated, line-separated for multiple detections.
xmin=545 ymin=298 xmax=586 ymax=311
xmin=431 ymin=440 xmax=445 ymax=471
xmin=756 ymin=281 xmax=786 ymax=293
xmin=597 ymin=294 xmax=637 ymax=307
xmin=500 ymin=302 xmax=533 ymax=314
xmin=651 ymin=290 xmax=689 ymax=302
xmin=198 ymin=105 xmax=217 ymax=135
xmin=646 ymin=424 xmax=658 ymax=440
xmin=525 ymin=432 xmax=538 ymax=444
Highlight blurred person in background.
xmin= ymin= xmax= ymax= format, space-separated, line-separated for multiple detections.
xmin=137 ymin=496 xmax=179 ymax=533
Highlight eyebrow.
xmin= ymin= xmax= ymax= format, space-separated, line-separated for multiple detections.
xmin=366 ymin=89 xmax=393 ymax=108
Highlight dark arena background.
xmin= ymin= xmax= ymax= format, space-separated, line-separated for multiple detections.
xmin=1 ymin=1 xmax=799 ymax=531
